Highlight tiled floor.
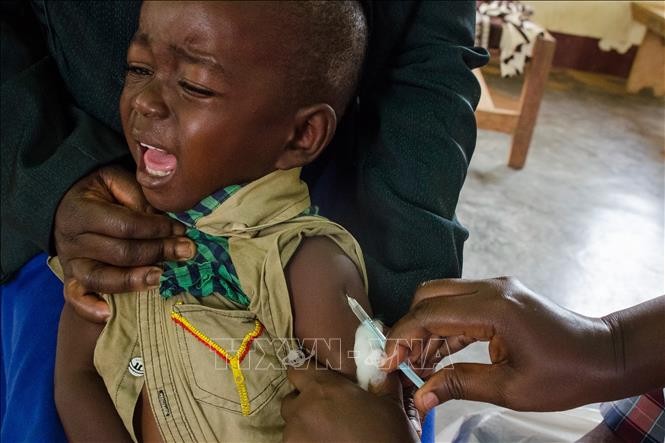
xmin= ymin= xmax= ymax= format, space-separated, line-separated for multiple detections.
xmin=434 ymin=69 xmax=664 ymax=441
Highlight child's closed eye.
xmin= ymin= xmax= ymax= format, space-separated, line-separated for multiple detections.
xmin=178 ymin=80 xmax=215 ymax=98
xmin=125 ymin=64 xmax=153 ymax=77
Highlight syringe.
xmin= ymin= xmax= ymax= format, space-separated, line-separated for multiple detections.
xmin=347 ymin=295 xmax=424 ymax=388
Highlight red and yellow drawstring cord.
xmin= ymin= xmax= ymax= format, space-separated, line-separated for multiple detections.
xmin=171 ymin=310 xmax=264 ymax=416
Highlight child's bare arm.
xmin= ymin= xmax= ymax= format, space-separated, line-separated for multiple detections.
xmin=286 ymin=236 xmax=386 ymax=380
xmin=285 ymin=237 xmax=418 ymax=441
xmin=55 ymin=302 xmax=132 ymax=442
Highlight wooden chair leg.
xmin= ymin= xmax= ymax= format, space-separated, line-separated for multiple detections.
xmin=508 ymin=33 xmax=556 ymax=169
xmin=626 ymin=30 xmax=665 ymax=96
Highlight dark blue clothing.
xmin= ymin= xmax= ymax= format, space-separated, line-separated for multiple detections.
xmin=1 ymin=253 xmax=66 ymax=443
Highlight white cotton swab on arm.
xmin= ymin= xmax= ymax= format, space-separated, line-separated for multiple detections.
xmin=347 ymin=295 xmax=424 ymax=388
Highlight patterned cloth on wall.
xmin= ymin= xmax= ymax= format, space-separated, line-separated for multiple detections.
xmin=475 ymin=1 xmax=545 ymax=77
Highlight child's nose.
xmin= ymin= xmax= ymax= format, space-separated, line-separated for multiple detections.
xmin=133 ymin=82 xmax=168 ymax=119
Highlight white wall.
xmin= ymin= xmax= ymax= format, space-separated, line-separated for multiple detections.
xmin=524 ymin=1 xmax=647 ymax=53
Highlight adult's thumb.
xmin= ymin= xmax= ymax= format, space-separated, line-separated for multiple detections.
xmin=64 ymin=278 xmax=110 ymax=324
xmin=413 ymin=363 xmax=503 ymax=414
xmin=98 ymin=165 xmax=150 ymax=212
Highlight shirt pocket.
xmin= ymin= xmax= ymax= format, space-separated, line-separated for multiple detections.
xmin=170 ymin=303 xmax=286 ymax=416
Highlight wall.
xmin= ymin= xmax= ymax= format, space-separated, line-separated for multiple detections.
xmin=525 ymin=1 xmax=646 ymax=52
xmin=523 ymin=1 xmax=649 ymax=77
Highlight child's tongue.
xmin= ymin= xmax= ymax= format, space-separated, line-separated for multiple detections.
xmin=144 ymin=147 xmax=177 ymax=174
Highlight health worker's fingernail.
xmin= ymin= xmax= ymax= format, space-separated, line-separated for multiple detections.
xmin=422 ymin=392 xmax=439 ymax=410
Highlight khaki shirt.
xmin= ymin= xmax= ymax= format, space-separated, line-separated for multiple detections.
xmin=52 ymin=168 xmax=367 ymax=442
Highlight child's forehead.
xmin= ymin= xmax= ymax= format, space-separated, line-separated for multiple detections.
xmin=138 ymin=1 xmax=287 ymax=65
xmin=139 ymin=2 xmax=283 ymax=42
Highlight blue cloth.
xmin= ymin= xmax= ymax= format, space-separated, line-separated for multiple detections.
xmin=1 ymin=253 xmax=66 ymax=442
xmin=422 ymin=410 xmax=435 ymax=443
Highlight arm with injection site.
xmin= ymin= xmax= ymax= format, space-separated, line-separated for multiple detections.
xmin=283 ymin=237 xmax=418 ymax=443
xmin=347 ymin=296 xmax=424 ymax=388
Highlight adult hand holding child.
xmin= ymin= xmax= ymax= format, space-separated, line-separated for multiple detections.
xmin=282 ymin=363 xmax=419 ymax=443
xmin=53 ymin=165 xmax=195 ymax=322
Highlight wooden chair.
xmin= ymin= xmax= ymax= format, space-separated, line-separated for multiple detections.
xmin=626 ymin=1 xmax=665 ymax=96
xmin=474 ymin=32 xmax=556 ymax=169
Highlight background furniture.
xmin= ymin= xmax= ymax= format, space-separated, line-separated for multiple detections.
xmin=474 ymin=32 xmax=556 ymax=169
xmin=627 ymin=1 xmax=665 ymax=96
xmin=474 ymin=1 xmax=556 ymax=169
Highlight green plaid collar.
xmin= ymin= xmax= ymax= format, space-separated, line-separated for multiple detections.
xmin=168 ymin=184 xmax=243 ymax=227
xmin=159 ymin=184 xmax=249 ymax=305
xmin=157 ymin=170 xmax=315 ymax=305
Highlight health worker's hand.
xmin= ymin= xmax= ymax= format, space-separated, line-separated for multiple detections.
xmin=281 ymin=363 xmax=419 ymax=443
xmin=54 ymin=165 xmax=195 ymax=322
xmin=383 ymin=277 xmax=618 ymax=414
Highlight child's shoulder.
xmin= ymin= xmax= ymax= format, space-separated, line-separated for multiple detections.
xmin=231 ymin=214 xmax=363 ymax=264
xmin=286 ymin=234 xmax=362 ymax=286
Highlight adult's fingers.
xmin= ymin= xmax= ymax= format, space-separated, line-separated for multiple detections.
xmin=283 ymin=366 xmax=419 ymax=443
xmin=61 ymin=199 xmax=186 ymax=240
xmin=405 ymin=335 xmax=476 ymax=380
xmin=381 ymin=279 xmax=493 ymax=371
xmin=280 ymin=390 xmax=300 ymax=424
xmin=68 ymin=258 xmax=163 ymax=294
xmin=387 ymin=335 xmax=446 ymax=378
xmin=64 ymin=232 xmax=195 ymax=267
xmin=97 ymin=165 xmax=152 ymax=213
xmin=444 ymin=335 xmax=478 ymax=355
xmin=285 ymin=361 xmax=327 ymax=393
xmin=382 ymin=332 xmax=429 ymax=374
xmin=64 ymin=279 xmax=110 ymax=323
xmin=410 ymin=336 xmax=452 ymax=377
xmin=413 ymin=363 xmax=506 ymax=414
xmin=384 ymin=294 xmax=497 ymax=372
xmin=282 ymin=363 xmax=328 ymax=420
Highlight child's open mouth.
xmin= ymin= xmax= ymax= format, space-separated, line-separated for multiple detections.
xmin=136 ymin=141 xmax=178 ymax=189
xmin=141 ymin=143 xmax=177 ymax=177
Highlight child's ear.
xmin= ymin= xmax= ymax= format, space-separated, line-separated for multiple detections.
xmin=275 ymin=103 xmax=337 ymax=170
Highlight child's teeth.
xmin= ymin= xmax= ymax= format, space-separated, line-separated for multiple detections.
xmin=146 ymin=166 xmax=172 ymax=177
xmin=141 ymin=142 xmax=161 ymax=151
xmin=142 ymin=142 xmax=177 ymax=176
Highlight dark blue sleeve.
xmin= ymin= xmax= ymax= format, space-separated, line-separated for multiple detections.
xmin=0 ymin=2 xmax=139 ymax=281
xmin=307 ymin=1 xmax=488 ymax=324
